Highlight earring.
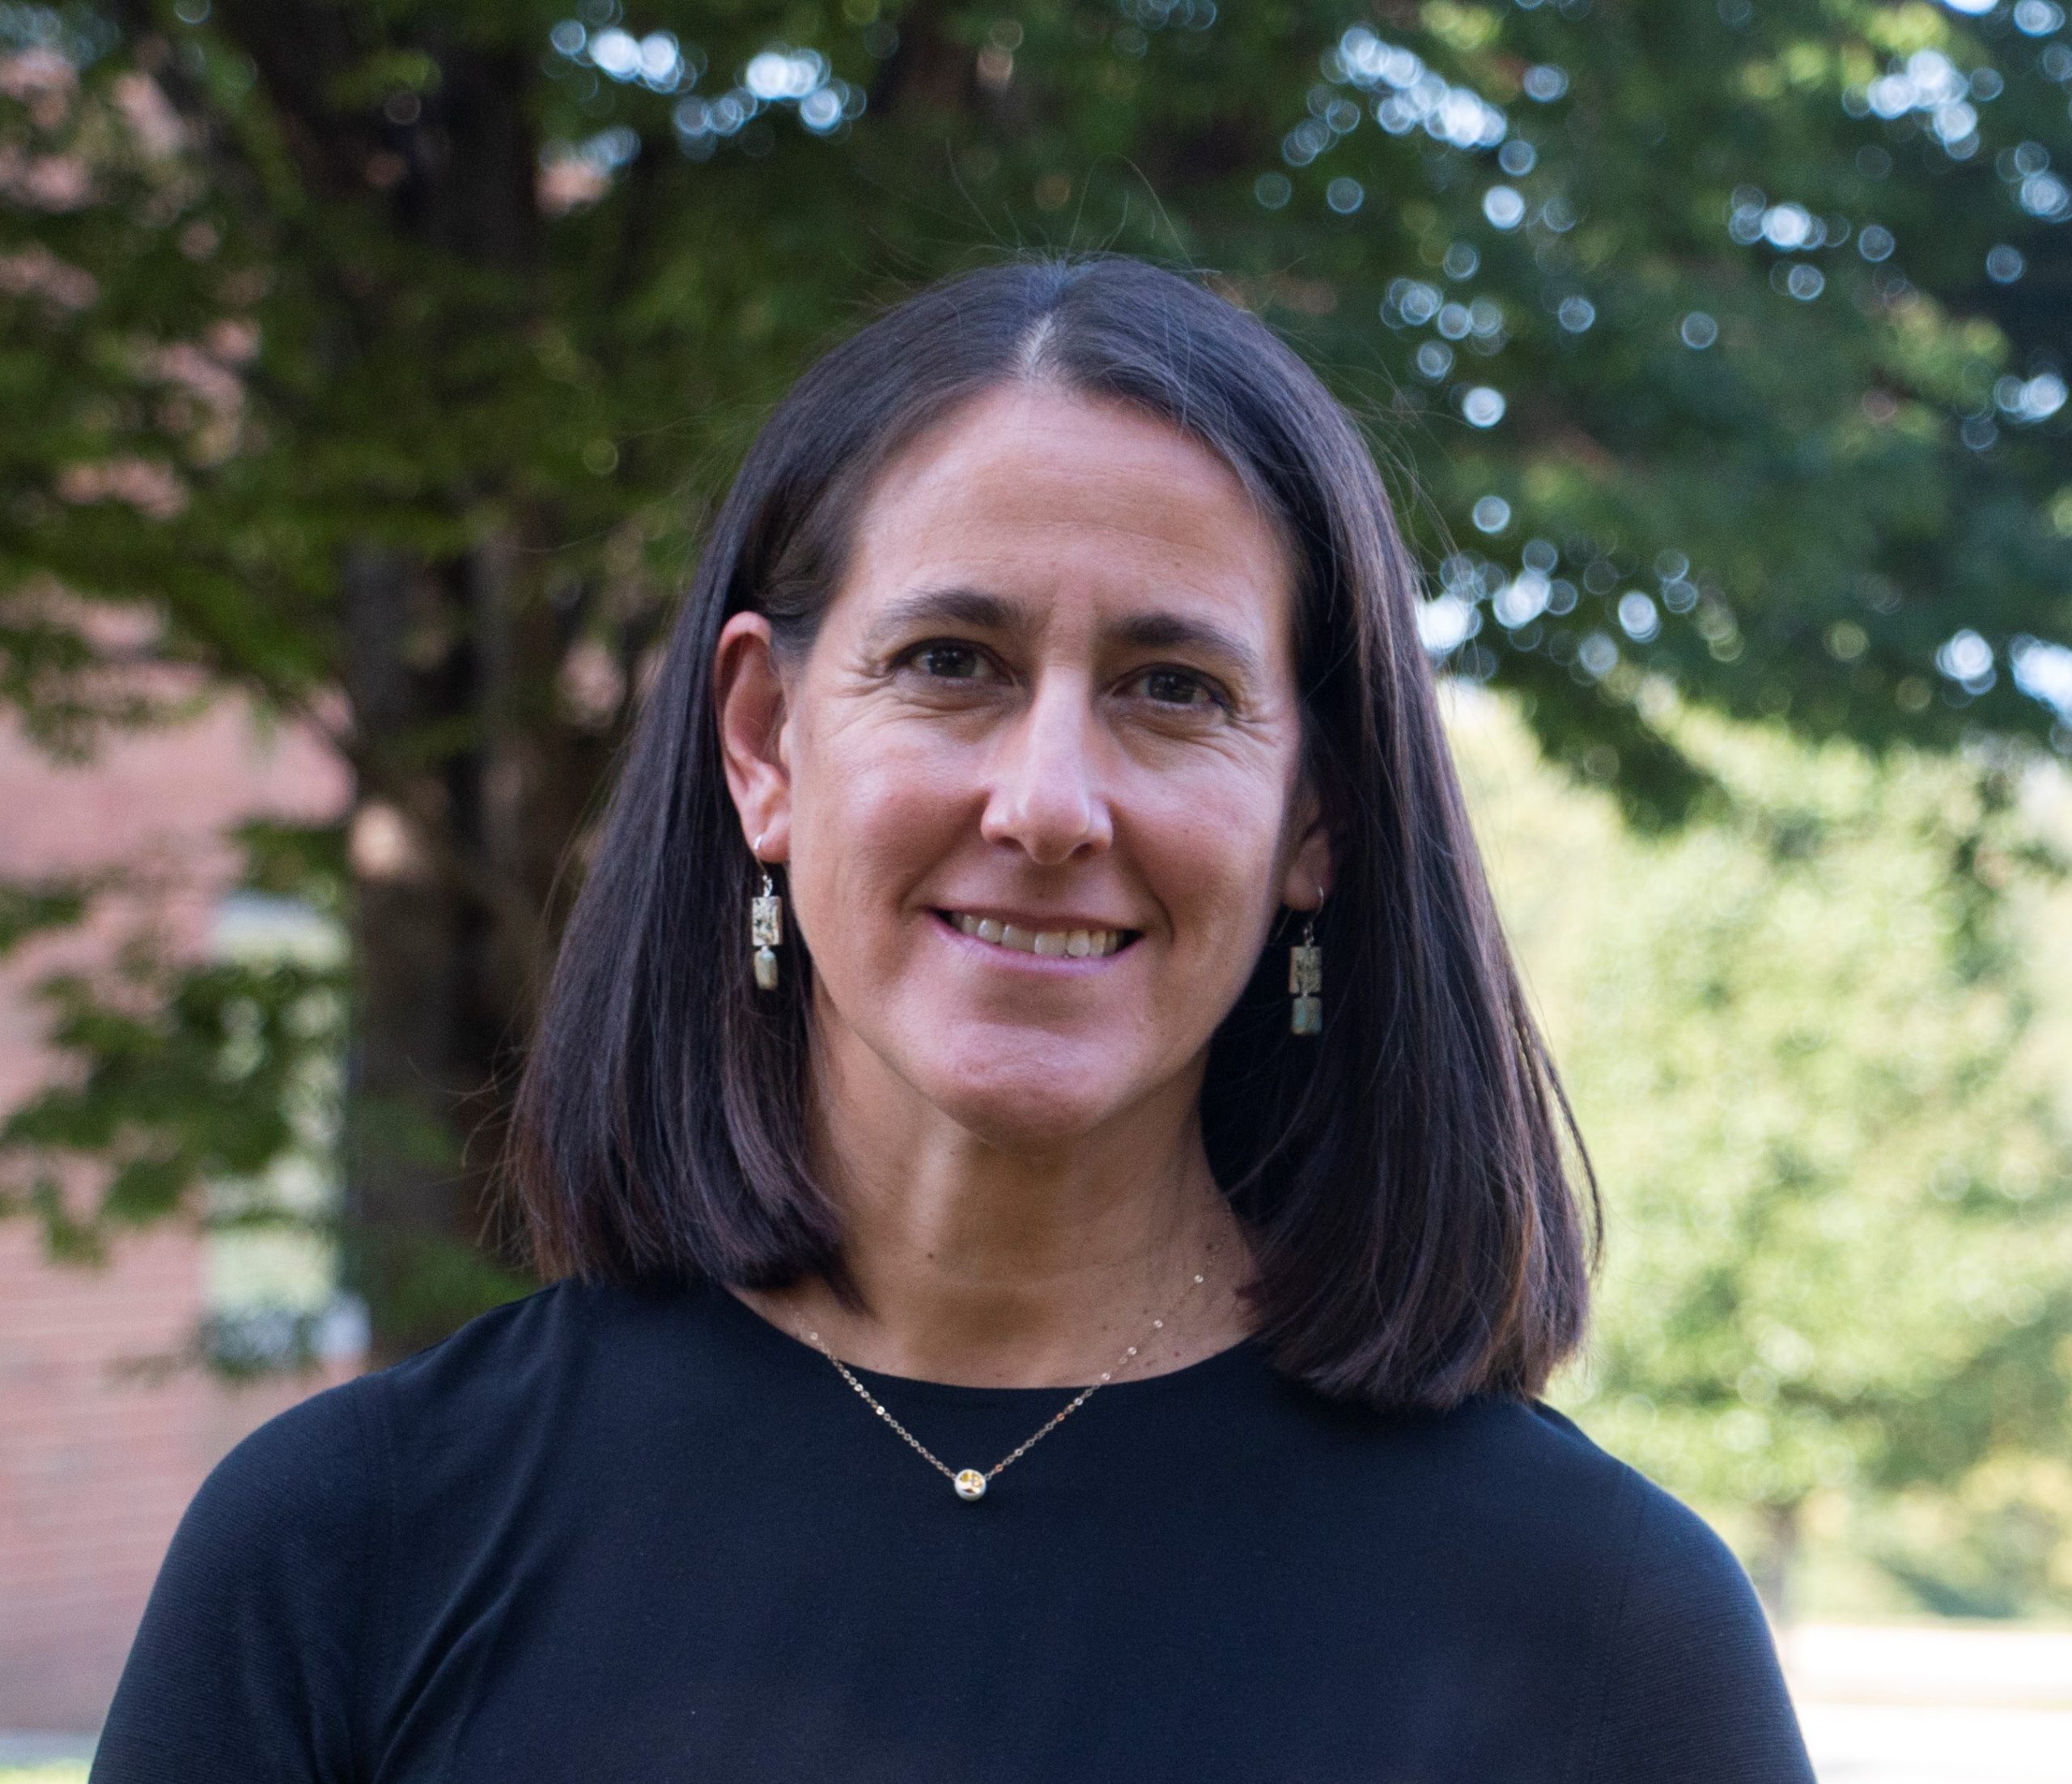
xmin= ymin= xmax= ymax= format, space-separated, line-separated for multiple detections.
xmin=750 ymin=836 xmax=783 ymax=992
xmin=1289 ymin=903 xmax=1322 ymax=1036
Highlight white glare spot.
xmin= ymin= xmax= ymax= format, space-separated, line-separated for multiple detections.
xmin=1936 ymin=628 xmax=1993 ymax=684
xmin=1557 ymin=295 xmax=1595 ymax=332
xmin=745 ymin=48 xmax=824 ymax=100
xmin=1472 ymin=495 xmax=1512 ymax=533
xmin=590 ymin=28 xmax=640 ymax=79
xmin=1495 ymin=571 xmax=1550 ymax=627
xmin=2020 ymin=172 xmax=2072 ymax=220
xmin=1462 ymin=386 xmax=1507 ymax=427
xmin=1761 ymin=203 xmax=1814 ymax=249
xmin=639 ymin=32 xmax=682 ymax=88
xmin=1681 ymin=311 xmax=1719 ymax=348
xmin=1578 ymin=631 xmax=1620 ymax=677
xmin=2011 ymin=635 xmax=2072 ymax=719
xmin=2003 ymin=372 xmax=2067 ymax=422
xmin=1785 ymin=264 xmax=1825 ymax=300
xmin=1327 ymin=176 xmax=1365 ymax=214
xmin=1617 ymin=592 xmax=1661 ymax=641
xmin=1417 ymin=594 xmax=1479 ymax=652
xmin=1393 ymin=278 xmax=1441 ymax=325
xmin=1986 ymin=244 xmax=2026 ymax=284
xmin=1483 ymin=185 xmax=1526 ymax=229
xmin=1933 ymin=100 xmax=1978 ymax=144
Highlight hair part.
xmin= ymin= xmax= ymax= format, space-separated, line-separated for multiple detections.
xmin=503 ymin=251 xmax=1600 ymax=1412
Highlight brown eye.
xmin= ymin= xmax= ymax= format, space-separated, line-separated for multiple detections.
xmin=1127 ymin=667 xmax=1225 ymax=711
xmin=908 ymin=641 xmax=989 ymax=680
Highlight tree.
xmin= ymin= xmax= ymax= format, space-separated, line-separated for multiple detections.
xmin=4 ymin=0 xmax=2071 ymax=1358
xmin=1451 ymin=688 xmax=2072 ymax=1619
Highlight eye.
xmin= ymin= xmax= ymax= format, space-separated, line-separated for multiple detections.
xmin=1122 ymin=666 xmax=1229 ymax=711
xmin=898 ymin=639 xmax=999 ymax=682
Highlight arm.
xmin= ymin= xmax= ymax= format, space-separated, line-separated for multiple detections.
xmin=1579 ymin=1472 xmax=1818 ymax=1784
xmin=89 ymin=1374 xmax=384 ymax=1784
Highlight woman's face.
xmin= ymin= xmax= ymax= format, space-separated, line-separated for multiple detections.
xmin=716 ymin=380 xmax=1332 ymax=1149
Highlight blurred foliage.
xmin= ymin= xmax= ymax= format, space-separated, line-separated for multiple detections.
xmin=1457 ymin=690 xmax=2072 ymax=1620
xmin=0 ymin=829 xmax=348 ymax=1261
xmin=5 ymin=0 xmax=2071 ymax=794
xmin=2 ymin=0 xmax=2071 ymax=1395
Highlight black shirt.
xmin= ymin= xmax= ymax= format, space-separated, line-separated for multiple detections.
xmin=92 ymin=1276 xmax=1816 ymax=1782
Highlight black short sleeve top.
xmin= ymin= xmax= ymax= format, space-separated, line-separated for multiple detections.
xmin=91 ymin=1276 xmax=1817 ymax=1784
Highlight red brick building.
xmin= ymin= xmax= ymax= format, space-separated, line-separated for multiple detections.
xmin=0 ymin=678 xmax=357 ymax=1734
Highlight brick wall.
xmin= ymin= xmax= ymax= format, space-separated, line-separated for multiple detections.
xmin=0 ymin=1221 xmax=355 ymax=1730
xmin=0 ymin=663 xmax=355 ymax=1734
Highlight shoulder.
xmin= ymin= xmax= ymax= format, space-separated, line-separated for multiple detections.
xmin=1438 ymin=1398 xmax=1814 ymax=1779
xmin=1340 ymin=1391 xmax=1654 ymax=1541
xmin=1479 ymin=1405 xmax=1816 ymax=1782
xmin=176 ymin=1366 xmax=384 ymax=1563
xmin=184 ymin=1278 xmax=621 ymax=1532
xmin=95 ymin=1366 xmax=393 ymax=1778
xmin=371 ymin=1274 xmax=613 ymax=1404
xmin=1440 ymin=1396 xmax=1781 ymax=1644
xmin=1501 ymin=1402 xmax=1777 ymax=1642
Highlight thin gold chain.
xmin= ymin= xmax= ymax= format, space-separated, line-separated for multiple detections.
xmin=799 ymin=1255 xmax=1214 ymax=1499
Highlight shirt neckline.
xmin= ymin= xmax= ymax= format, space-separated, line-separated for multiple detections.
xmin=701 ymin=1273 xmax=1269 ymax=1409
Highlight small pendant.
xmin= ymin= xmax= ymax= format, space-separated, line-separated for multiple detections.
xmin=953 ymin=1468 xmax=987 ymax=1502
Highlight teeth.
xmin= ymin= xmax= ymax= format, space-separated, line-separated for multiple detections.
xmin=949 ymin=912 xmax=1126 ymax=958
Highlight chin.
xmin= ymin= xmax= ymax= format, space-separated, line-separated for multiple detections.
xmin=915 ymin=1051 xmax=1140 ymax=1149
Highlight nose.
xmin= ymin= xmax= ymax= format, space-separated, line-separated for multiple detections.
xmin=977 ymin=672 xmax=1114 ymax=866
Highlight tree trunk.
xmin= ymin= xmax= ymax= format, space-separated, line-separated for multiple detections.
xmin=304 ymin=35 xmax=574 ymax=1363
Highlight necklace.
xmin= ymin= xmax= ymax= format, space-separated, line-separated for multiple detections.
xmin=799 ymin=1255 xmax=1214 ymax=1502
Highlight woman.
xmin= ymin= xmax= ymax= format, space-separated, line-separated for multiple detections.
xmin=93 ymin=255 xmax=1815 ymax=1782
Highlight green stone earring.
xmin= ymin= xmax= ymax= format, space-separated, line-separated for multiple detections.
xmin=750 ymin=838 xmax=783 ymax=992
xmin=1289 ymin=906 xmax=1322 ymax=1036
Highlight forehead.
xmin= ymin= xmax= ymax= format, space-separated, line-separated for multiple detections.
xmin=833 ymin=382 xmax=1295 ymax=642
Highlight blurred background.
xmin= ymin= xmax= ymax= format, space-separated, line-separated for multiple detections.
xmin=2 ymin=0 xmax=2070 ymax=1776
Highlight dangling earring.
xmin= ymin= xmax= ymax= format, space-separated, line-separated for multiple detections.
xmin=750 ymin=835 xmax=783 ymax=992
xmin=1289 ymin=900 xmax=1322 ymax=1036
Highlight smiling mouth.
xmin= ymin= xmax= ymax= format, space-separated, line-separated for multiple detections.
xmin=936 ymin=911 xmax=1139 ymax=959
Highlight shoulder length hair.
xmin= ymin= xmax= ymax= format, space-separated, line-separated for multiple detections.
xmin=505 ymin=252 xmax=1599 ymax=1412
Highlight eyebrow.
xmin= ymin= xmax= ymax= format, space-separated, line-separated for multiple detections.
xmin=863 ymin=584 xmax=1268 ymax=687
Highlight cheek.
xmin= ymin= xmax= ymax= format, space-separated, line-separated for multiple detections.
xmin=788 ymin=719 xmax=967 ymax=933
xmin=1128 ymin=765 xmax=1296 ymax=938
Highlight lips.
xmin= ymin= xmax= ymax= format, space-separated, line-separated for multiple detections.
xmin=937 ymin=910 xmax=1137 ymax=959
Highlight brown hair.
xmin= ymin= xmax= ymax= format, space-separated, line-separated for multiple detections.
xmin=505 ymin=252 xmax=1600 ymax=1411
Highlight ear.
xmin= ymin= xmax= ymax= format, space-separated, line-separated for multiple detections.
xmin=712 ymin=610 xmax=793 ymax=862
xmin=1277 ymin=776 xmax=1334 ymax=913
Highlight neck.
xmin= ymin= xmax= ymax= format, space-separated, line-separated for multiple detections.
xmin=731 ymin=1021 xmax=1258 ymax=1389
